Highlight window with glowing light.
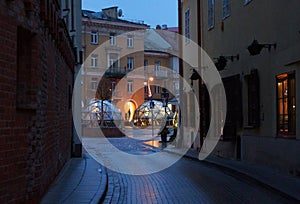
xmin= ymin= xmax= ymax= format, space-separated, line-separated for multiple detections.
xmin=276 ymin=72 xmax=296 ymax=137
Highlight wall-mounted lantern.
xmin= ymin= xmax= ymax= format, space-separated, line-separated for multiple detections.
xmin=247 ymin=40 xmax=276 ymax=56
xmin=189 ymin=69 xmax=201 ymax=87
xmin=214 ymin=54 xmax=239 ymax=71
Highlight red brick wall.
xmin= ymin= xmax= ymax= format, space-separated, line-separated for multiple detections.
xmin=0 ymin=1 xmax=75 ymax=203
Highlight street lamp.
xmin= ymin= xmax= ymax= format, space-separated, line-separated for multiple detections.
xmin=144 ymin=77 xmax=155 ymax=139
xmin=247 ymin=40 xmax=276 ymax=56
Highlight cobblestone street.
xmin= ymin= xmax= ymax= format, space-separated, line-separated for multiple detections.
xmin=82 ymin=127 xmax=293 ymax=203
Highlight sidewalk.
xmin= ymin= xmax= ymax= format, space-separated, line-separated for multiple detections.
xmin=40 ymin=152 xmax=107 ymax=204
xmin=163 ymin=144 xmax=300 ymax=201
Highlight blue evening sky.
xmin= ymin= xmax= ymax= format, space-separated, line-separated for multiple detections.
xmin=82 ymin=0 xmax=178 ymax=28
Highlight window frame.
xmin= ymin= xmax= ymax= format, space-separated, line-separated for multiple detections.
xmin=90 ymin=31 xmax=98 ymax=44
xmin=208 ymin=0 xmax=215 ymax=30
xmin=276 ymin=72 xmax=296 ymax=137
xmin=110 ymin=33 xmax=116 ymax=46
xmin=90 ymin=54 xmax=98 ymax=68
xmin=222 ymin=0 xmax=231 ymax=20
xmin=244 ymin=0 xmax=252 ymax=5
xmin=91 ymin=78 xmax=98 ymax=90
xmin=127 ymin=57 xmax=134 ymax=71
xmin=127 ymin=35 xmax=134 ymax=48
xmin=184 ymin=8 xmax=190 ymax=42
xmin=127 ymin=80 xmax=133 ymax=93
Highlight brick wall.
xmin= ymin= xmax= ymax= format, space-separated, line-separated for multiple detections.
xmin=0 ymin=1 xmax=75 ymax=203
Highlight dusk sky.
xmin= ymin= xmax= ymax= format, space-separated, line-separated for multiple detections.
xmin=82 ymin=0 xmax=178 ymax=28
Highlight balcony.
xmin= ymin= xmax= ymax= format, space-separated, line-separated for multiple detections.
xmin=104 ymin=67 xmax=126 ymax=78
xmin=154 ymin=70 xmax=168 ymax=78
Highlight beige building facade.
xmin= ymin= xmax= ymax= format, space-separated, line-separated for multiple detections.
xmin=82 ymin=8 xmax=179 ymax=124
xmin=179 ymin=0 xmax=300 ymax=175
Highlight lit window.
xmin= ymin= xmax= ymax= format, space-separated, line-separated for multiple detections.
xmin=276 ymin=72 xmax=296 ymax=136
xmin=91 ymin=31 xmax=98 ymax=44
xmin=110 ymin=33 xmax=116 ymax=46
xmin=127 ymin=36 xmax=133 ymax=48
xmin=185 ymin=8 xmax=190 ymax=41
xmin=208 ymin=0 xmax=215 ymax=29
xmin=222 ymin=0 xmax=231 ymax=19
xmin=127 ymin=57 xmax=134 ymax=70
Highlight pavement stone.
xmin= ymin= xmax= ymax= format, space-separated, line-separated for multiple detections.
xmin=40 ymin=134 xmax=300 ymax=203
xmin=162 ymin=144 xmax=300 ymax=201
xmin=40 ymin=152 xmax=107 ymax=204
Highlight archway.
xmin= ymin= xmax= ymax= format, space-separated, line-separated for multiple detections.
xmin=124 ymin=99 xmax=137 ymax=122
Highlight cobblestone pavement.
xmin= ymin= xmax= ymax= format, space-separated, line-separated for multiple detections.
xmin=82 ymin=132 xmax=293 ymax=204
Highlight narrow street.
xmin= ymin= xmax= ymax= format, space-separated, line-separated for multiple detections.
xmin=82 ymin=127 xmax=293 ymax=204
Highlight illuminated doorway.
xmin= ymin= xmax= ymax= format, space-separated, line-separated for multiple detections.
xmin=124 ymin=100 xmax=137 ymax=122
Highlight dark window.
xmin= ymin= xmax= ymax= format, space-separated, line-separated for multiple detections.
xmin=246 ymin=69 xmax=260 ymax=127
xmin=276 ymin=72 xmax=296 ymax=137
xmin=222 ymin=74 xmax=242 ymax=140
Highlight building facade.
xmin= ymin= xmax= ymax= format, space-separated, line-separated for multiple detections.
xmin=0 ymin=0 xmax=81 ymax=202
xmin=82 ymin=8 xmax=179 ymax=124
xmin=179 ymin=0 xmax=300 ymax=175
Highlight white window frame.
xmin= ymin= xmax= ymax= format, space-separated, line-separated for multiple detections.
xmin=91 ymin=54 xmax=98 ymax=68
xmin=184 ymin=8 xmax=190 ymax=42
xmin=91 ymin=78 xmax=98 ymax=90
xmin=222 ymin=0 xmax=231 ymax=19
xmin=108 ymin=53 xmax=120 ymax=68
xmin=208 ymin=0 xmax=215 ymax=29
xmin=127 ymin=81 xmax=133 ymax=93
xmin=127 ymin=57 xmax=134 ymax=70
xmin=110 ymin=33 xmax=116 ymax=46
xmin=127 ymin=36 xmax=134 ymax=48
xmin=91 ymin=31 xmax=98 ymax=44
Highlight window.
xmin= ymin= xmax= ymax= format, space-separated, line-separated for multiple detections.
xmin=127 ymin=57 xmax=134 ymax=70
xmin=155 ymin=61 xmax=160 ymax=71
xmin=91 ymin=31 xmax=98 ymax=44
xmin=144 ymin=59 xmax=148 ymax=72
xmin=155 ymin=85 xmax=160 ymax=94
xmin=222 ymin=0 xmax=231 ymax=19
xmin=127 ymin=36 xmax=133 ymax=48
xmin=91 ymin=54 xmax=98 ymax=68
xmin=144 ymin=85 xmax=148 ymax=94
xmin=184 ymin=8 xmax=190 ymax=41
xmin=108 ymin=53 xmax=119 ymax=68
xmin=110 ymin=33 xmax=116 ymax=46
xmin=277 ymin=72 xmax=296 ymax=136
xmin=245 ymin=69 xmax=260 ymax=127
xmin=127 ymin=80 xmax=133 ymax=93
xmin=91 ymin=78 xmax=98 ymax=90
xmin=208 ymin=0 xmax=215 ymax=29
xmin=111 ymin=81 xmax=116 ymax=96
xmin=244 ymin=0 xmax=252 ymax=5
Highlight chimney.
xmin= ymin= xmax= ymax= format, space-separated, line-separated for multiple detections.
xmin=102 ymin=6 xmax=118 ymax=19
